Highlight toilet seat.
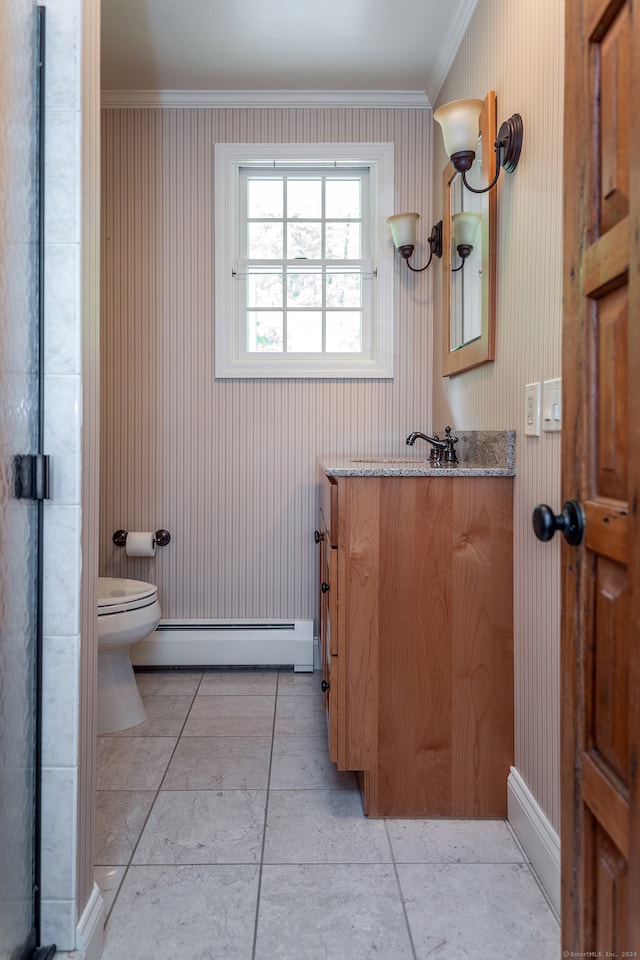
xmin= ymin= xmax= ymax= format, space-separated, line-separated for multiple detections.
xmin=98 ymin=577 xmax=158 ymax=616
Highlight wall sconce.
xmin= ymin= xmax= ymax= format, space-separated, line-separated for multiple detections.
xmin=386 ymin=213 xmax=443 ymax=272
xmin=451 ymin=212 xmax=481 ymax=272
xmin=434 ymin=98 xmax=523 ymax=195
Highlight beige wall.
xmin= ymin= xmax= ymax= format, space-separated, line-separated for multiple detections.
xmin=432 ymin=0 xmax=564 ymax=831
xmin=100 ymin=107 xmax=434 ymax=620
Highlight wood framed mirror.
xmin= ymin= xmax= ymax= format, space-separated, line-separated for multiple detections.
xmin=442 ymin=91 xmax=497 ymax=376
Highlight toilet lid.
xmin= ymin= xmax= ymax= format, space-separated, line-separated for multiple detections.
xmin=98 ymin=577 xmax=157 ymax=611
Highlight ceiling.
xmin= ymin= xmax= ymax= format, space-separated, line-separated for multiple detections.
xmin=101 ymin=0 xmax=478 ymax=106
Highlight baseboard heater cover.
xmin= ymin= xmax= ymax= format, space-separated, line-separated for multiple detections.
xmin=130 ymin=618 xmax=314 ymax=672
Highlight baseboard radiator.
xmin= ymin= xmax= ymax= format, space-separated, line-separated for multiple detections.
xmin=130 ymin=618 xmax=314 ymax=672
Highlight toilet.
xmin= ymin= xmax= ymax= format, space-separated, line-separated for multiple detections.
xmin=97 ymin=577 xmax=161 ymax=734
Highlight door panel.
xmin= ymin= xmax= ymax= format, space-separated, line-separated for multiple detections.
xmin=563 ymin=0 xmax=639 ymax=952
xmin=597 ymin=288 xmax=627 ymax=499
xmin=593 ymin=558 xmax=628 ymax=783
xmin=598 ymin=5 xmax=629 ymax=232
xmin=594 ymin=825 xmax=628 ymax=951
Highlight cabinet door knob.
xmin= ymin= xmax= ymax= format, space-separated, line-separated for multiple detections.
xmin=321 ymin=680 xmax=330 ymax=692
xmin=321 ymin=581 xmax=330 ymax=593
xmin=314 ymin=529 xmax=324 ymax=543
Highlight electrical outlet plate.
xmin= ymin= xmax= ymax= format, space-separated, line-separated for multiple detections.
xmin=543 ymin=378 xmax=562 ymax=432
xmin=524 ymin=382 xmax=541 ymax=436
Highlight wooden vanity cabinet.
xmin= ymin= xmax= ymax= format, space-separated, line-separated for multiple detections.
xmin=318 ymin=470 xmax=514 ymax=818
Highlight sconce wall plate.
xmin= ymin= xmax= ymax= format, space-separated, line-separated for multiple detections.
xmin=497 ymin=113 xmax=523 ymax=173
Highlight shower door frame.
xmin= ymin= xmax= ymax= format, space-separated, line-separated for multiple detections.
xmin=0 ymin=6 xmax=50 ymax=958
xmin=33 ymin=5 xmax=48 ymax=948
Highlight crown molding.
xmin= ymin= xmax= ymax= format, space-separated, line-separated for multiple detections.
xmin=427 ymin=0 xmax=479 ymax=103
xmin=100 ymin=89 xmax=431 ymax=109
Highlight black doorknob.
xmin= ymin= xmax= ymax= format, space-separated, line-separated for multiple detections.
xmin=532 ymin=500 xmax=585 ymax=546
xmin=321 ymin=581 xmax=330 ymax=593
xmin=321 ymin=680 xmax=330 ymax=692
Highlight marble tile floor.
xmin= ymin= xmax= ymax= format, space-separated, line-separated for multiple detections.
xmin=95 ymin=668 xmax=559 ymax=960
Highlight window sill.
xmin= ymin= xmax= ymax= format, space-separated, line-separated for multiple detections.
xmin=214 ymin=353 xmax=394 ymax=379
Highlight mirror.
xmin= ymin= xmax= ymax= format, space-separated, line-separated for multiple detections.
xmin=442 ymin=91 xmax=497 ymax=376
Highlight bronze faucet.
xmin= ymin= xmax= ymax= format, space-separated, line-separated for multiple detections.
xmin=405 ymin=426 xmax=459 ymax=463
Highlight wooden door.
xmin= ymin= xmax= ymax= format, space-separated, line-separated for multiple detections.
xmin=563 ymin=0 xmax=640 ymax=952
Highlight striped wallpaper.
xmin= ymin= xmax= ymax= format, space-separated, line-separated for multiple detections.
xmin=432 ymin=0 xmax=564 ymax=832
xmin=100 ymin=107 xmax=433 ymax=621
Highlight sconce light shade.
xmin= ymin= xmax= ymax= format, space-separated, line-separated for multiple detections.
xmin=387 ymin=212 xmax=419 ymax=254
xmin=451 ymin=212 xmax=482 ymax=272
xmin=433 ymin=99 xmax=484 ymax=170
xmin=452 ymin=211 xmax=481 ymax=248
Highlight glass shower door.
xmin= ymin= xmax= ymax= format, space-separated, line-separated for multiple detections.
xmin=0 ymin=4 xmax=47 ymax=958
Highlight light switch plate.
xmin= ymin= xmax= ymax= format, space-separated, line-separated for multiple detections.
xmin=543 ymin=377 xmax=562 ymax=432
xmin=524 ymin=382 xmax=541 ymax=436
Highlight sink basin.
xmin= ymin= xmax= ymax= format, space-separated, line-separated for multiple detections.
xmin=351 ymin=457 xmax=430 ymax=464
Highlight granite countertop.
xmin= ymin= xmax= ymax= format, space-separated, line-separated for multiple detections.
xmin=320 ymin=429 xmax=516 ymax=478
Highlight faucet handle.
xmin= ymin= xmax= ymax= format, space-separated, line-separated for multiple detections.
xmin=442 ymin=426 xmax=459 ymax=463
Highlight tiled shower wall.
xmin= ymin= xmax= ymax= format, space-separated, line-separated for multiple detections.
xmin=432 ymin=0 xmax=564 ymax=832
xmin=40 ymin=0 xmax=99 ymax=948
xmin=99 ymin=108 xmax=433 ymax=619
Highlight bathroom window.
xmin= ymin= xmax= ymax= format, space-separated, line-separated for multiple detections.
xmin=214 ymin=143 xmax=395 ymax=378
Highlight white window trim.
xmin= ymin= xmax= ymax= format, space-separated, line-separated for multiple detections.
xmin=214 ymin=142 xmax=395 ymax=379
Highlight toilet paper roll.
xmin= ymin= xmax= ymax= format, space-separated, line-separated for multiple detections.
xmin=125 ymin=532 xmax=156 ymax=558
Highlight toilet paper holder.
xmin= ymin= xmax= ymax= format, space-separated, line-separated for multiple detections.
xmin=113 ymin=529 xmax=171 ymax=548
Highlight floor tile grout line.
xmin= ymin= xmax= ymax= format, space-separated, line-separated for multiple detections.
xmin=384 ymin=820 xmax=419 ymax=960
xmin=251 ymin=670 xmax=281 ymax=960
xmin=100 ymin=671 xmax=206 ymax=926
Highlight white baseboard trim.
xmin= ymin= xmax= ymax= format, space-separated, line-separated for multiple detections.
xmin=130 ymin=618 xmax=314 ymax=672
xmin=507 ymin=766 xmax=561 ymax=917
xmin=75 ymin=882 xmax=105 ymax=960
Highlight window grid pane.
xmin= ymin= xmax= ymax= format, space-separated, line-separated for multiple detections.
xmin=244 ymin=170 xmax=365 ymax=355
xmin=247 ymin=311 xmax=283 ymax=352
xmin=246 ymin=264 xmax=363 ymax=354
